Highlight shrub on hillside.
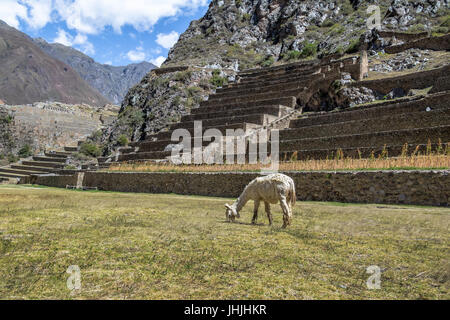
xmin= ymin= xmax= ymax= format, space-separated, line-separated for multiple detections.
xmin=79 ymin=142 xmax=101 ymax=158
xmin=345 ymin=39 xmax=361 ymax=54
xmin=18 ymin=144 xmax=32 ymax=158
xmin=117 ymin=135 xmax=129 ymax=147
xmin=7 ymin=153 xmax=18 ymax=163
xmin=300 ymin=42 xmax=318 ymax=59
xmin=210 ymin=70 xmax=228 ymax=88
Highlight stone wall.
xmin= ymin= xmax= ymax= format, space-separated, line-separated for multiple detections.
xmin=379 ymin=31 xmax=429 ymax=42
xmin=351 ymin=65 xmax=450 ymax=95
xmin=385 ymin=34 xmax=450 ymax=54
xmin=0 ymin=102 xmax=118 ymax=154
xmin=23 ymin=170 xmax=449 ymax=207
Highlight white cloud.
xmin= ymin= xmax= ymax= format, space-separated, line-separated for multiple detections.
xmin=156 ymin=31 xmax=179 ymax=49
xmin=23 ymin=0 xmax=53 ymax=29
xmin=151 ymin=56 xmax=166 ymax=67
xmin=53 ymin=28 xmax=95 ymax=55
xmin=1 ymin=0 xmax=208 ymax=34
xmin=127 ymin=48 xmax=147 ymax=62
xmin=54 ymin=28 xmax=72 ymax=46
xmin=0 ymin=0 xmax=28 ymax=29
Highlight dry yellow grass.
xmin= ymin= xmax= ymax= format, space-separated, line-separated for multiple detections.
xmin=106 ymin=154 xmax=450 ymax=173
xmin=0 ymin=185 xmax=449 ymax=299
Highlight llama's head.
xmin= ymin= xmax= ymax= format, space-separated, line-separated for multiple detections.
xmin=225 ymin=204 xmax=239 ymax=222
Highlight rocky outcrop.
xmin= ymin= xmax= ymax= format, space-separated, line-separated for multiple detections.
xmin=0 ymin=20 xmax=110 ymax=106
xmin=101 ymin=67 xmax=236 ymax=153
xmin=33 ymin=38 xmax=156 ymax=104
xmin=166 ymin=0 xmax=448 ymax=68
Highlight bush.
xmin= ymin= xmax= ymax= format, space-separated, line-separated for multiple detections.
xmin=210 ymin=70 xmax=228 ymax=88
xmin=0 ymin=114 xmax=13 ymax=124
xmin=300 ymin=42 xmax=317 ymax=59
xmin=321 ymin=19 xmax=335 ymax=28
xmin=7 ymin=153 xmax=18 ymax=163
xmin=261 ymin=56 xmax=275 ymax=67
xmin=432 ymin=26 xmax=448 ymax=35
xmin=408 ymin=24 xmax=426 ymax=33
xmin=285 ymin=50 xmax=301 ymax=61
xmin=18 ymin=144 xmax=32 ymax=158
xmin=79 ymin=142 xmax=101 ymax=158
xmin=345 ymin=39 xmax=361 ymax=54
xmin=439 ymin=15 xmax=450 ymax=28
xmin=117 ymin=135 xmax=129 ymax=147
xmin=174 ymin=71 xmax=192 ymax=82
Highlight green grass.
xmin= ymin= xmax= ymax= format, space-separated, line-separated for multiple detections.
xmin=0 ymin=185 xmax=448 ymax=299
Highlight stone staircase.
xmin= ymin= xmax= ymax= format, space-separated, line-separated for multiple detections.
xmin=100 ymin=56 xmax=364 ymax=165
xmin=0 ymin=143 xmax=81 ymax=182
xmin=99 ymin=46 xmax=450 ymax=165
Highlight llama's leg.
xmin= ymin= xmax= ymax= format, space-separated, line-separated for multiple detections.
xmin=252 ymin=199 xmax=260 ymax=224
xmin=264 ymin=201 xmax=273 ymax=226
xmin=279 ymin=196 xmax=290 ymax=228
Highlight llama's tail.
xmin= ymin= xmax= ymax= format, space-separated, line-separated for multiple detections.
xmin=288 ymin=180 xmax=296 ymax=208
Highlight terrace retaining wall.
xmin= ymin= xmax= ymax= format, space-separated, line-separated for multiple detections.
xmin=22 ymin=170 xmax=450 ymax=207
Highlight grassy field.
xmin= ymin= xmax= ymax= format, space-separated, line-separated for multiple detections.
xmin=0 ymin=185 xmax=448 ymax=300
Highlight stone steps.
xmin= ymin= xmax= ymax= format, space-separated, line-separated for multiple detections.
xmin=44 ymin=152 xmax=70 ymax=158
xmin=200 ymin=89 xmax=301 ymax=107
xmin=279 ymin=125 xmax=450 ymax=152
xmin=289 ymin=91 xmax=450 ymax=129
xmin=216 ymin=72 xmax=323 ymax=95
xmin=182 ymin=105 xmax=291 ymax=122
xmin=118 ymin=151 xmax=172 ymax=162
xmin=0 ymin=167 xmax=44 ymax=176
xmin=64 ymin=146 xmax=78 ymax=152
xmin=32 ymin=156 xmax=67 ymax=163
xmin=138 ymin=136 xmax=231 ymax=153
xmin=143 ymin=122 xmax=260 ymax=143
xmin=198 ymin=96 xmax=297 ymax=112
xmin=281 ymin=108 xmax=450 ymax=140
xmin=22 ymin=160 xmax=65 ymax=168
xmin=237 ymin=56 xmax=355 ymax=84
xmin=10 ymin=164 xmax=55 ymax=173
xmin=238 ymin=59 xmax=320 ymax=79
xmin=169 ymin=113 xmax=272 ymax=131
xmin=0 ymin=172 xmax=28 ymax=179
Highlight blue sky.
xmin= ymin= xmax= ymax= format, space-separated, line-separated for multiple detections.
xmin=0 ymin=0 xmax=212 ymax=66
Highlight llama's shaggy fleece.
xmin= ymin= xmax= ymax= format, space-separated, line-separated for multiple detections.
xmin=225 ymin=173 xmax=296 ymax=228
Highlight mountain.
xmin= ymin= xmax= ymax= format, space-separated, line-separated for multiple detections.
xmin=165 ymin=0 xmax=448 ymax=69
xmin=33 ymin=38 xmax=156 ymax=104
xmin=0 ymin=20 xmax=110 ymax=106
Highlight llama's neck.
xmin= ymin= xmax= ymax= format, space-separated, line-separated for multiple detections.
xmin=233 ymin=186 xmax=251 ymax=213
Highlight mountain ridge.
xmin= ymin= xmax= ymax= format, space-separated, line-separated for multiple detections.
xmin=33 ymin=38 xmax=156 ymax=104
xmin=0 ymin=20 xmax=110 ymax=106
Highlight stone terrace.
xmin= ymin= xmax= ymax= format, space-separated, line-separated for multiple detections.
xmin=107 ymin=55 xmax=365 ymax=164
xmin=0 ymin=141 xmax=82 ymax=182
xmin=101 ymin=32 xmax=450 ymax=165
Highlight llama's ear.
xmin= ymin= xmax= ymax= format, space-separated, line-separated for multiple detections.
xmin=225 ymin=204 xmax=232 ymax=209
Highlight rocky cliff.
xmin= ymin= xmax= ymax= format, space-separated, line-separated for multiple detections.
xmin=0 ymin=20 xmax=110 ymax=106
xmin=101 ymin=0 xmax=449 ymax=153
xmin=33 ymin=38 xmax=156 ymax=105
xmin=166 ymin=0 xmax=448 ymax=69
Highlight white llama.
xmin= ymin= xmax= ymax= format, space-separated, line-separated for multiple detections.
xmin=225 ymin=173 xmax=296 ymax=228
